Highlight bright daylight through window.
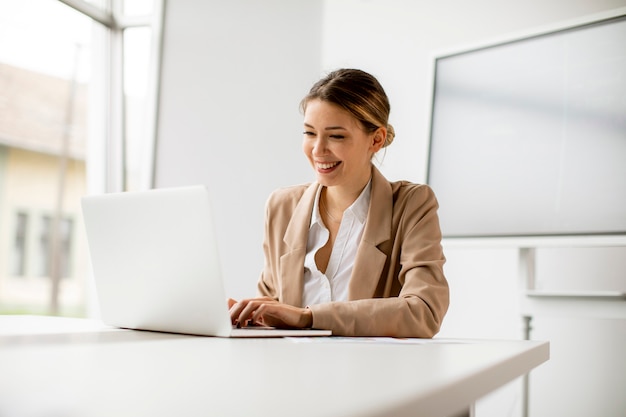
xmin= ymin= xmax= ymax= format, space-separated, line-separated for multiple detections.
xmin=0 ymin=0 xmax=161 ymax=317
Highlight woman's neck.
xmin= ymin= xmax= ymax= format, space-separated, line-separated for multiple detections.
xmin=323 ymin=174 xmax=371 ymax=213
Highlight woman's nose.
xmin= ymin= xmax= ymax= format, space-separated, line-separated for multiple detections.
xmin=312 ymin=137 xmax=327 ymax=155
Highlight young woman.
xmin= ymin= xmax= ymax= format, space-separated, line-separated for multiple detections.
xmin=229 ymin=69 xmax=449 ymax=337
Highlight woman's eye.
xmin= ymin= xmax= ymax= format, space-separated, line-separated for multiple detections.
xmin=303 ymin=131 xmax=315 ymax=136
xmin=330 ymin=135 xmax=345 ymax=140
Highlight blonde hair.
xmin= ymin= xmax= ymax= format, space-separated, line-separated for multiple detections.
xmin=300 ymin=69 xmax=395 ymax=147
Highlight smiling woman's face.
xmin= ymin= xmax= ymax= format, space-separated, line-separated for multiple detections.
xmin=302 ymin=99 xmax=384 ymax=193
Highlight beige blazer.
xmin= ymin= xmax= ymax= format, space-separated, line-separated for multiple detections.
xmin=257 ymin=166 xmax=449 ymax=337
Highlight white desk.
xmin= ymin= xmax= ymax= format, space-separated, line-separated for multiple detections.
xmin=0 ymin=316 xmax=549 ymax=417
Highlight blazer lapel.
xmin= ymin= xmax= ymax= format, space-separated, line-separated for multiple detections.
xmin=348 ymin=167 xmax=392 ymax=300
xmin=279 ymin=182 xmax=319 ymax=307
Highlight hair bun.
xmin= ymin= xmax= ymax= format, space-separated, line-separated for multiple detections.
xmin=384 ymin=124 xmax=395 ymax=147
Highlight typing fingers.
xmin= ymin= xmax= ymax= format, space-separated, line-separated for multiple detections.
xmin=229 ymin=297 xmax=276 ymax=327
xmin=228 ymin=299 xmax=250 ymax=326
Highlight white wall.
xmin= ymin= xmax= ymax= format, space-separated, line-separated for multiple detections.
xmin=155 ymin=1 xmax=626 ymax=416
xmin=155 ymin=0 xmax=323 ymax=298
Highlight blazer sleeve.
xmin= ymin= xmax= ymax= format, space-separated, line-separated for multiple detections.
xmin=308 ymin=185 xmax=449 ymax=338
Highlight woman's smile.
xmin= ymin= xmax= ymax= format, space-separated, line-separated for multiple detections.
xmin=316 ymin=161 xmax=341 ymax=172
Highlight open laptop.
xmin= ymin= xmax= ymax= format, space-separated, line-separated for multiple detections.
xmin=81 ymin=185 xmax=331 ymax=338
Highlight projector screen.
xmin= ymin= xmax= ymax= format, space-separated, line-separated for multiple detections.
xmin=427 ymin=13 xmax=626 ymax=238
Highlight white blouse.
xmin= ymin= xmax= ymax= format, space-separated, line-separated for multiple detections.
xmin=301 ymin=181 xmax=371 ymax=307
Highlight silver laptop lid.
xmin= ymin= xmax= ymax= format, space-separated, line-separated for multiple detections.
xmin=81 ymin=186 xmax=232 ymax=337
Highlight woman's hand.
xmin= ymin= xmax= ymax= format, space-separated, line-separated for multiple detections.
xmin=228 ymin=297 xmax=313 ymax=329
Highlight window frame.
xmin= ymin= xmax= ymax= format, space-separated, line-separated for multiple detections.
xmin=57 ymin=0 xmax=164 ymax=193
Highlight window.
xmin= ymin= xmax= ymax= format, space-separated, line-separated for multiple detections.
xmin=0 ymin=0 xmax=163 ymax=316
xmin=12 ymin=212 xmax=28 ymax=276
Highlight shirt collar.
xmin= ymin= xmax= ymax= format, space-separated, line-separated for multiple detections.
xmin=348 ymin=179 xmax=372 ymax=224
xmin=311 ymin=179 xmax=372 ymax=227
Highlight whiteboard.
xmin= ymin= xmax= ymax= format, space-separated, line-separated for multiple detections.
xmin=427 ymin=14 xmax=626 ymax=237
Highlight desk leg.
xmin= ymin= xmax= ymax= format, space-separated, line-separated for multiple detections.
xmin=519 ymin=248 xmax=535 ymax=417
xmin=522 ymin=315 xmax=533 ymax=417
